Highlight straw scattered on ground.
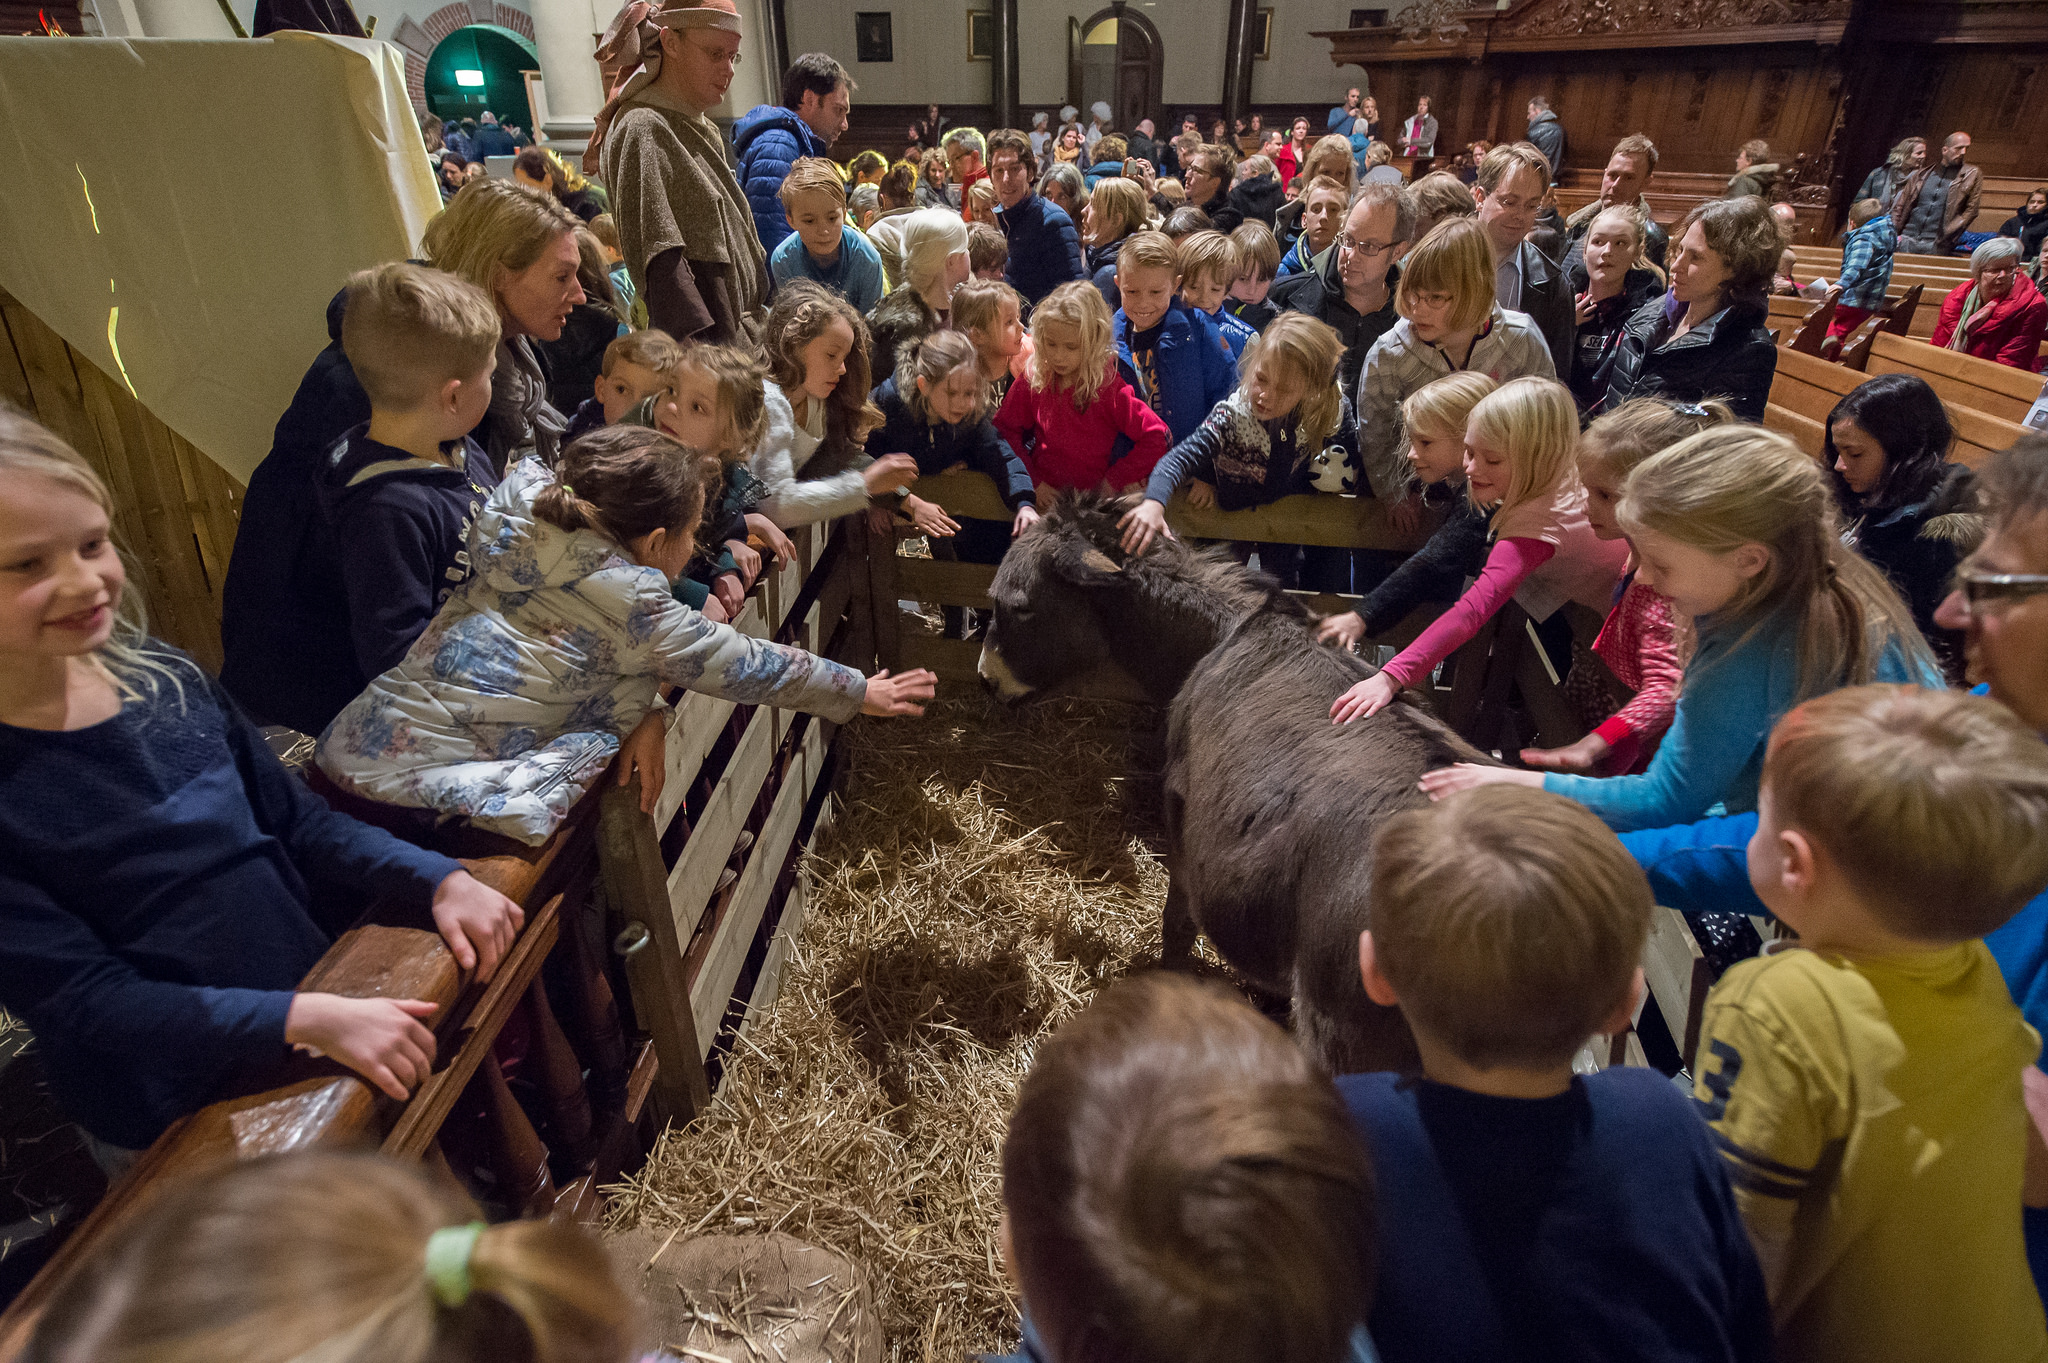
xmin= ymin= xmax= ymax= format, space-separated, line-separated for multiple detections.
xmin=611 ymin=691 xmax=1174 ymax=1361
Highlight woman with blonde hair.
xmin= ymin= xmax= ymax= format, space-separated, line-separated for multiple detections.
xmin=866 ymin=206 xmax=972 ymax=381
xmin=1354 ymin=216 xmax=1554 ymax=525
xmin=915 ymin=146 xmax=956 ymax=210
xmin=1274 ymin=134 xmax=1359 ymax=253
xmin=1567 ymin=204 xmax=1666 ymax=414
xmin=1081 ymin=175 xmax=1153 ymax=298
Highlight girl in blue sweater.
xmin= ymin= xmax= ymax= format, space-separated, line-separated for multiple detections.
xmin=1422 ymin=426 xmax=1944 ymax=829
xmin=0 ymin=411 xmax=523 ymax=1161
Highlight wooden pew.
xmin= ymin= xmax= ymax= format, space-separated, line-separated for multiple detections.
xmin=1767 ymin=346 xmax=2029 ymax=469
xmin=1552 ymin=169 xmax=1829 ymax=243
xmin=1865 ymin=332 xmax=2042 ymax=424
xmin=1766 ymin=291 xmax=1838 ymax=353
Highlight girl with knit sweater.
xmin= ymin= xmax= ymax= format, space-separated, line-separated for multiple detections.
xmin=994 ymin=281 xmax=1171 ymax=499
xmin=1421 ymin=427 xmax=1944 ymax=831
xmin=1332 ymin=377 xmax=1629 ymax=724
xmin=1520 ymin=399 xmax=1734 ymax=777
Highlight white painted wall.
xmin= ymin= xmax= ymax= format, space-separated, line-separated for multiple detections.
xmin=784 ymin=0 xmax=997 ymax=105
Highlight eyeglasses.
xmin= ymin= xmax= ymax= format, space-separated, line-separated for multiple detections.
xmin=1959 ymin=570 xmax=2048 ymax=609
xmin=1407 ymin=289 xmax=1455 ymax=309
xmin=684 ymin=39 xmax=742 ymax=66
xmin=1336 ymin=235 xmax=1397 ymax=258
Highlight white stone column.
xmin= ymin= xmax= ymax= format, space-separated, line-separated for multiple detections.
xmin=125 ymin=0 xmax=237 ymax=38
xmin=530 ymin=0 xmax=606 ymax=149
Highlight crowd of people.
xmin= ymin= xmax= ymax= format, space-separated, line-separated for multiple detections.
xmin=7 ymin=1 xmax=2048 ymax=1359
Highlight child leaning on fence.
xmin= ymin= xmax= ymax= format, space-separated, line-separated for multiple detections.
xmin=317 ymin=426 xmax=935 ymax=846
xmin=994 ymin=281 xmax=1171 ymax=499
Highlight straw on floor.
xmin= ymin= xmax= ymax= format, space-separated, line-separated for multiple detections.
xmin=610 ymin=691 xmax=1173 ymax=1361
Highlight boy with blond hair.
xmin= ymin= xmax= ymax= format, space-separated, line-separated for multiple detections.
xmin=769 ymin=157 xmax=886 ymax=313
xmin=966 ymin=220 xmax=1010 ymax=281
xmin=564 ymin=327 xmax=684 ymax=442
xmin=1347 ymin=783 xmax=1772 ymax=1363
xmin=1110 ymin=230 xmax=1236 ymax=445
xmin=1175 ymin=229 xmax=1257 ymax=361
xmin=1700 ymin=684 xmax=2048 ymax=1362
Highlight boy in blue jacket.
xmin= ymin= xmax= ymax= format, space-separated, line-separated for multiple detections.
xmin=1176 ymin=229 xmax=1260 ymax=361
xmin=1111 ymin=231 xmax=1238 ymax=445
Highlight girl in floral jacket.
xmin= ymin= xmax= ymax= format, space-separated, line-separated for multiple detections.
xmin=318 ymin=426 xmax=933 ymax=845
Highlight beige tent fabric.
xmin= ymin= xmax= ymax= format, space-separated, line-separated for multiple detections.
xmin=0 ymin=33 xmax=441 ymax=481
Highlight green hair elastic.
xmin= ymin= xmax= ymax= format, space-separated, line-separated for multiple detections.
xmin=425 ymin=1221 xmax=487 ymax=1307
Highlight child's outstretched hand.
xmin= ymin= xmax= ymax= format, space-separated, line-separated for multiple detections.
xmin=617 ymin=709 xmax=669 ymax=813
xmin=1316 ymin=610 xmax=1367 ymax=649
xmin=712 ymin=572 xmax=746 ymax=618
xmin=904 ymin=495 xmax=961 ymax=539
xmin=861 ymin=667 xmax=938 ymax=717
xmin=1118 ymin=498 xmax=1171 ymax=555
xmin=745 ymin=513 xmax=796 ymax=569
xmin=431 ymin=869 xmax=525 ymax=981
xmin=286 ymin=992 xmax=439 ymax=1101
xmin=1186 ymin=479 xmax=1218 ymax=510
xmin=726 ymin=538 xmax=762 ymax=585
xmin=1331 ymin=673 xmax=1399 ymax=724
xmin=1418 ymin=764 xmax=1544 ymax=800
xmin=1013 ymin=504 xmax=1041 ymax=537
xmin=864 ymin=453 xmax=920 ymax=495
xmin=1520 ymin=732 xmax=1611 ymax=774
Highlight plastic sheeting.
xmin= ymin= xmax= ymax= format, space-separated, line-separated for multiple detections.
xmin=0 ymin=33 xmax=441 ymax=481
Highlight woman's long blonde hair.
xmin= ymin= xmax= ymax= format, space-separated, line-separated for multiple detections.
xmin=0 ymin=406 xmax=192 ymax=706
xmin=1239 ymin=313 xmax=1344 ymax=451
xmin=1621 ymin=426 xmax=1939 ymax=699
xmin=423 ymin=178 xmax=580 ymax=301
xmin=1465 ymin=377 xmax=1579 ymax=524
xmin=1028 ymin=282 xmax=1115 ymax=410
xmin=27 ymin=1152 xmax=637 ymax=1363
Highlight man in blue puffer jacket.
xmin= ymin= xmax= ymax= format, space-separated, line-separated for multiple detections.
xmin=733 ymin=53 xmax=853 ymax=254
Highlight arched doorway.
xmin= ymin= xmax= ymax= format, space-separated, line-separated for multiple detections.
xmin=423 ymin=23 xmax=539 ymax=127
xmin=1072 ymin=5 xmax=1163 ymax=135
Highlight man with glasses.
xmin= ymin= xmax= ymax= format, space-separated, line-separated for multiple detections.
xmin=984 ymin=128 xmax=1086 ymax=307
xmin=1270 ymin=183 xmax=1416 ymax=403
xmin=1473 ymin=142 xmax=1574 ymax=379
xmin=591 ymin=0 xmax=768 ymax=345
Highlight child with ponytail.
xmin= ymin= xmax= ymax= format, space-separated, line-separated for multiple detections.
xmin=319 ymin=426 xmax=935 ymax=846
xmin=1332 ymin=376 xmax=1629 ymax=724
xmin=26 ymin=1151 xmax=637 ymax=1363
xmin=1520 ymin=398 xmax=1734 ymax=776
xmin=1422 ymin=426 xmax=1945 ymax=830
xmin=994 ymin=281 xmax=1171 ymax=500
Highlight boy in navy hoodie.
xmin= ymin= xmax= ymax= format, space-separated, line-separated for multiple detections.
xmin=312 ymin=263 xmax=502 ymax=708
xmin=1175 ymin=229 xmax=1260 ymax=362
xmin=1112 ymin=231 xmax=1238 ymax=446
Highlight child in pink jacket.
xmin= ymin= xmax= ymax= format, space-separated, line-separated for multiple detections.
xmin=994 ymin=281 xmax=1170 ymax=497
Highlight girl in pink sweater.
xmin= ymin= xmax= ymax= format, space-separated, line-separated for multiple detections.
xmin=1332 ymin=377 xmax=1629 ymax=724
xmin=994 ymin=281 xmax=1170 ymax=498
xmin=1520 ymin=398 xmax=1734 ymax=774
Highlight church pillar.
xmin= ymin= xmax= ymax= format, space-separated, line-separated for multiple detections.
xmin=763 ymin=0 xmax=789 ymax=91
xmin=1221 ymin=0 xmax=1257 ymax=132
xmin=531 ymin=0 xmax=606 ymax=151
xmin=991 ymin=0 xmax=1019 ymax=132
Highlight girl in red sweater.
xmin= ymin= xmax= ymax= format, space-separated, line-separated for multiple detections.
xmin=994 ymin=281 xmax=1170 ymax=500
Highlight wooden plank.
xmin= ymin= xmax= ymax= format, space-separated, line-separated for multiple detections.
xmin=1948 ymin=403 xmax=2030 ymax=470
xmin=734 ymin=789 xmax=837 ymax=1051
xmin=1642 ymin=906 xmax=1712 ymax=1069
xmin=0 ymin=305 xmax=35 ymax=413
xmin=667 ymin=703 xmax=777 ymax=928
xmin=900 ymin=632 xmax=985 ymax=682
xmin=1867 ymin=332 xmax=2039 ymax=422
xmin=1765 ymin=404 xmax=1825 ymax=458
xmin=690 ymin=716 xmax=827 ymax=1053
xmin=896 ymin=556 xmax=1000 ymax=607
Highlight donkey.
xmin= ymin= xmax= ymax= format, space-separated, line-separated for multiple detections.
xmin=977 ymin=495 xmax=1491 ymax=1074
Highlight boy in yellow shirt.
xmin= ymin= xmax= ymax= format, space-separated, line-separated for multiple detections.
xmin=1699 ymin=683 xmax=2048 ymax=1361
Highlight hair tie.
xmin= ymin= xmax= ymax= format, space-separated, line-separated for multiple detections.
xmin=425 ymin=1221 xmax=486 ymax=1307
xmin=1667 ymin=401 xmax=1709 ymax=418
xmin=560 ymin=483 xmax=576 ymax=497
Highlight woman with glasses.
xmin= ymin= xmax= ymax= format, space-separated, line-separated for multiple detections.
xmin=1931 ymin=236 xmax=2048 ymax=371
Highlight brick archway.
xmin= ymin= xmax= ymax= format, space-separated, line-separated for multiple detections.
xmin=390 ymin=1 xmax=538 ymax=115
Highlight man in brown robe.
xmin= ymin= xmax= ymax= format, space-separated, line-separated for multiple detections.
xmin=588 ymin=0 xmax=769 ymax=345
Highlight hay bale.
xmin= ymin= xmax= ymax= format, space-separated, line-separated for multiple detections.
xmin=612 ymin=693 xmax=1171 ymax=1360
xmin=607 ymin=1228 xmax=883 ymax=1363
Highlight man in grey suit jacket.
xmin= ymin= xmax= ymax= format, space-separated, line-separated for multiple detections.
xmin=1474 ymin=143 xmax=1574 ymax=378
xmin=1399 ymin=96 xmax=1438 ymax=158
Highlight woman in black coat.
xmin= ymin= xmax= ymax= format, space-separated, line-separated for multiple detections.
xmin=1567 ymin=205 xmax=1666 ymax=415
xmin=1604 ymin=197 xmax=1780 ymax=422
xmin=1823 ymin=373 xmax=1985 ymax=680
xmin=2000 ymin=187 xmax=2048 ymax=262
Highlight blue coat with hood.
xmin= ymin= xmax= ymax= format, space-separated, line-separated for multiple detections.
xmin=733 ymin=105 xmax=834 ymax=254
xmin=1113 ymin=302 xmax=1239 ymax=446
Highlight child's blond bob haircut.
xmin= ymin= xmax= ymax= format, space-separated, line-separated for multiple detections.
xmin=340 ymin=262 xmax=500 ymax=411
xmin=1464 ymin=376 xmax=1579 ymax=524
xmin=1765 ymin=685 xmax=2048 ymax=941
xmin=1400 ymin=371 xmax=1496 ymax=442
xmin=1578 ymin=397 xmax=1734 ymax=483
xmin=601 ymin=328 xmax=684 ymax=380
xmin=1116 ymin=229 xmax=1180 ymax=278
xmin=1370 ymin=784 xmax=1651 ymax=1070
xmin=951 ymin=276 xmax=1021 ymax=338
xmin=778 ymin=156 xmax=847 ymax=211
xmin=1230 ymin=221 xmax=1282 ymax=282
xmin=1396 ymin=217 xmax=1496 ymax=335
xmin=1239 ymin=313 xmax=1344 ymax=451
xmin=1177 ymin=229 xmax=1238 ymax=290
xmin=1028 ymin=281 xmax=1115 ymax=410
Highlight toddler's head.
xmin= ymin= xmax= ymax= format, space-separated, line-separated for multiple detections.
xmin=951 ymin=276 xmax=1025 ymax=360
xmin=1176 ymin=230 xmax=1239 ymax=314
xmin=587 ymin=211 xmax=622 ymax=263
xmin=898 ymin=330 xmax=988 ymax=428
xmin=1461 ymin=376 xmax=1578 ymax=522
xmin=1366 ymin=785 xmax=1650 ymax=1073
xmin=1003 ymin=973 xmax=1376 ymax=1363
xmin=762 ymin=280 xmax=884 ymax=448
xmin=537 ymin=425 xmax=707 ymax=582
xmin=1238 ymin=313 xmax=1343 ymax=447
xmin=1162 ymin=205 xmax=1213 ymax=240
xmin=1577 ymin=398 xmax=1734 ymax=539
xmin=340 ymin=261 xmax=500 ymax=433
xmin=27 ymin=1150 xmax=637 ymax=1363
xmin=641 ymin=343 xmax=769 ymax=465
xmin=1228 ymin=221 xmax=1281 ymax=305
xmin=595 ymin=329 xmax=684 ymax=425
xmin=779 ymin=157 xmax=850 ymax=263
xmin=1754 ymin=684 xmax=2048 ymax=945
xmin=965 ymin=221 xmax=1010 ymax=280
xmin=1113 ymin=230 xmax=1182 ymax=334
xmin=1029 ymin=282 xmax=1115 ymax=409
xmin=1398 ymin=371 xmax=1496 ymax=488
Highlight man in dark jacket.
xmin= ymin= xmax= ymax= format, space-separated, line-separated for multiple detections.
xmin=1230 ymin=165 xmax=1285 ymax=230
xmin=471 ymin=112 xmax=516 ymax=159
xmin=1126 ymin=119 xmax=1161 ymax=174
xmin=988 ymin=127 xmax=1086 ymax=306
xmin=1562 ymin=133 xmax=1669 ymax=277
xmin=1891 ymin=130 xmax=1984 ymax=256
xmin=1474 ymin=143 xmax=1575 ymax=378
xmin=1271 ymin=182 xmax=1416 ymax=401
xmin=733 ymin=52 xmax=852 ymax=253
xmin=1525 ymin=97 xmax=1565 ymax=183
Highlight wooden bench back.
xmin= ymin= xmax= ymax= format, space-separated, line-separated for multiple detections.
xmin=1866 ymin=332 xmax=2042 ymax=423
xmin=1767 ymin=346 xmax=2028 ymax=470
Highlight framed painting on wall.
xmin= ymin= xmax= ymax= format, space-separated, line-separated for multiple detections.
xmin=1254 ymin=7 xmax=1273 ymax=59
xmin=968 ymin=9 xmax=993 ymax=60
xmin=855 ymin=11 xmax=893 ymax=63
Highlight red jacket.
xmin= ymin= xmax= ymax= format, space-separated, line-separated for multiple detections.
xmin=993 ymin=362 xmax=1170 ymax=492
xmin=1930 ymin=272 xmax=2048 ymax=370
xmin=1275 ymin=143 xmax=1301 ymax=192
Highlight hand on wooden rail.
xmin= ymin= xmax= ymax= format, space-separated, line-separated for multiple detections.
xmin=745 ymin=512 xmax=796 ymax=570
xmin=615 ymin=710 xmax=670 ymax=815
xmin=431 ymin=869 xmax=526 ymax=982
xmin=284 ymin=993 xmax=439 ymax=1100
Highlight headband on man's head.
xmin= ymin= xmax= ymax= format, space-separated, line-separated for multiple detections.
xmin=586 ymin=0 xmax=744 ymax=172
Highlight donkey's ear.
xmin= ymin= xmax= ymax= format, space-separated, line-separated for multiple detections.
xmin=1055 ymin=538 xmax=1124 ymax=585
